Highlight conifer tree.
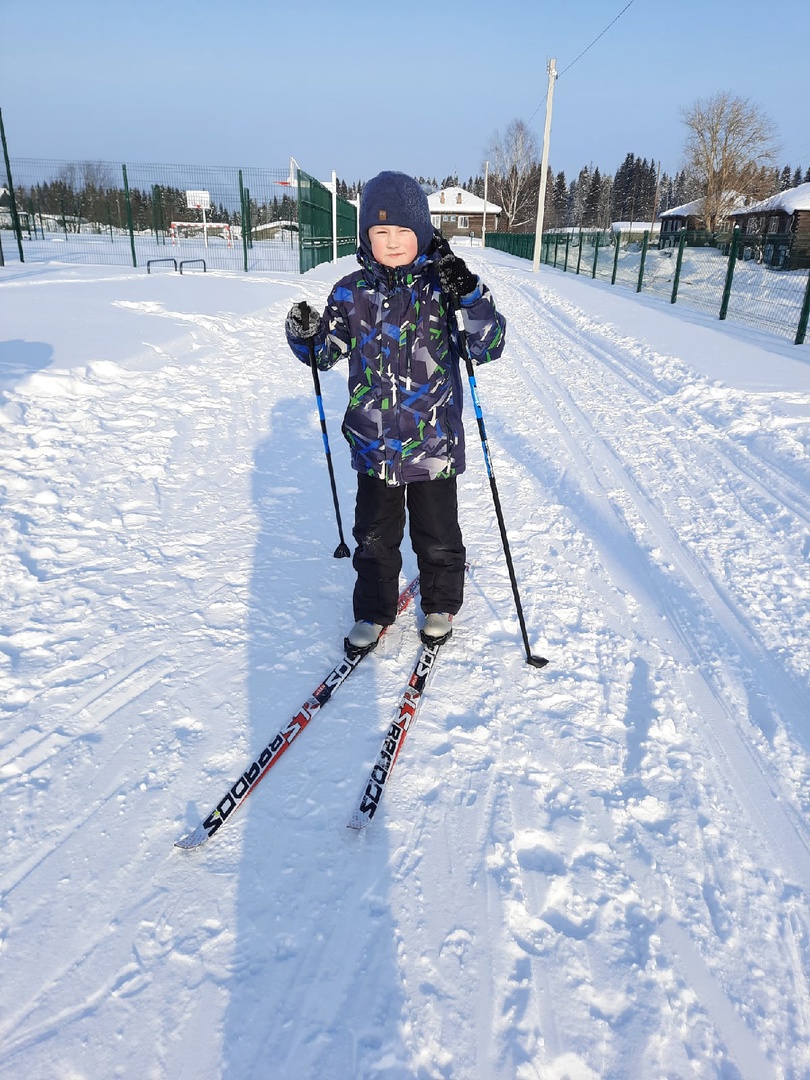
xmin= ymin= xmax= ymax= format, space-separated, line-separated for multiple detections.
xmin=583 ymin=167 xmax=602 ymax=227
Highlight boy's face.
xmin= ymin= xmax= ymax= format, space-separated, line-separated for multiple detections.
xmin=368 ymin=225 xmax=419 ymax=267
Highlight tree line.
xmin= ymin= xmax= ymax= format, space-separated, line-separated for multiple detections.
xmin=474 ymin=94 xmax=803 ymax=234
xmin=4 ymin=95 xmax=800 ymax=240
xmin=5 ymin=164 xmax=298 ymax=235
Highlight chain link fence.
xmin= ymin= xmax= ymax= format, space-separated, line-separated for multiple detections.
xmin=1 ymin=158 xmax=357 ymax=276
xmin=488 ymin=229 xmax=810 ymax=346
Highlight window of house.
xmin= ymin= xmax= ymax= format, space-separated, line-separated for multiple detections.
xmin=458 ymin=216 xmax=469 ymax=229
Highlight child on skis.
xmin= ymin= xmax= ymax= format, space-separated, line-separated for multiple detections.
xmin=285 ymin=170 xmax=506 ymax=656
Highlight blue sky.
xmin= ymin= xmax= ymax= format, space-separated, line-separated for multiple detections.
xmin=3 ymin=0 xmax=808 ymax=185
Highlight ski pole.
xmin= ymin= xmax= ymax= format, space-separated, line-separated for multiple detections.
xmin=301 ymin=303 xmax=351 ymax=559
xmin=454 ymin=309 xmax=547 ymax=669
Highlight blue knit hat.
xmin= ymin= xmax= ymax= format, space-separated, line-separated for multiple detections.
xmin=359 ymin=171 xmax=433 ymax=256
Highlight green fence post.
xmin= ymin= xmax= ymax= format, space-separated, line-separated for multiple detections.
xmin=563 ymin=234 xmax=571 ymax=271
xmin=151 ymin=184 xmax=165 ymax=244
xmin=636 ymin=229 xmax=650 ymax=292
xmin=719 ymin=226 xmax=741 ymax=320
xmin=245 ymin=187 xmax=253 ymax=249
xmin=297 ymin=168 xmax=304 ymax=274
xmin=553 ymin=235 xmax=560 ymax=268
xmin=0 ymin=107 xmax=24 ymax=261
xmin=122 ymin=164 xmax=137 ymax=267
xmin=0 ymin=229 xmax=4 ymax=267
xmin=238 ymin=170 xmax=249 ymax=272
xmin=795 ymin=268 xmax=810 ymax=345
xmin=671 ymin=229 xmax=687 ymax=304
xmin=591 ymin=233 xmax=600 ymax=278
xmin=611 ymin=231 xmax=621 ymax=284
xmin=575 ymin=228 xmax=583 ymax=274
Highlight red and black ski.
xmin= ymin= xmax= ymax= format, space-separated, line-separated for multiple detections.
xmin=175 ymin=576 xmax=420 ymax=849
xmin=347 ymin=632 xmax=449 ymax=831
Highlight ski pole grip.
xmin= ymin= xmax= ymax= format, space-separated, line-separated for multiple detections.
xmin=298 ymin=300 xmax=313 ymax=343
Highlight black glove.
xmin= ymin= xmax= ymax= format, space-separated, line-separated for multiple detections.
xmin=437 ymin=252 xmax=478 ymax=302
xmin=286 ymin=300 xmax=321 ymax=339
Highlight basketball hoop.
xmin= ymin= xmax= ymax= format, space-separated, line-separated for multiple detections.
xmin=186 ymin=190 xmax=211 ymax=246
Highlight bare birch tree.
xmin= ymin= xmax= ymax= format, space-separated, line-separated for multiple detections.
xmin=680 ymin=92 xmax=778 ymax=231
xmin=483 ymin=119 xmax=540 ymax=231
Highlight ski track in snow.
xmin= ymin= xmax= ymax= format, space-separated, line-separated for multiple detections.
xmin=0 ymin=255 xmax=809 ymax=1079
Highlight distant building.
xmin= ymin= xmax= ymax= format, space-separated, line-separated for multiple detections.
xmin=659 ymin=193 xmax=748 ymax=248
xmin=427 ymin=187 xmax=501 ymax=240
xmin=727 ymin=182 xmax=810 ymax=269
xmin=0 ymin=185 xmax=11 ymax=228
xmin=659 ymin=197 xmax=706 ymax=237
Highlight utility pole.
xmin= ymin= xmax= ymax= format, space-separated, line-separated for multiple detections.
xmin=532 ymin=57 xmax=557 ymax=272
xmin=481 ymin=160 xmax=489 ymax=248
xmin=649 ymin=159 xmax=662 ymax=239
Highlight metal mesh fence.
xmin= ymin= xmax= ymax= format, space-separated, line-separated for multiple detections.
xmin=335 ymin=191 xmax=358 ymax=260
xmin=488 ymin=229 xmax=810 ymax=346
xmin=297 ymin=169 xmax=334 ymax=274
xmin=3 ymin=158 xmax=300 ymax=272
xmin=486 ymin=232 xmax=536 ymax=261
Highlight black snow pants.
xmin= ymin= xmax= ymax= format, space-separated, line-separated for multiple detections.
xmin=352 ymin=474 xmax=466 ymax=626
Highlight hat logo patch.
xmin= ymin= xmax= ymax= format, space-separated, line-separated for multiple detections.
xmin=378 ymin=210 xmax=387 ymax=221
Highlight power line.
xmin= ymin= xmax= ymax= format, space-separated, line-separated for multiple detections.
xmin=528 ymin=1 xmax=637 ymax=124
xmin=559 ymin=0 xmax=636 ymax=77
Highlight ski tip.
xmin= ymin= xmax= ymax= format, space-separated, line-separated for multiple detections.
xmin=174 ymin=824 xmax=209 ymax=850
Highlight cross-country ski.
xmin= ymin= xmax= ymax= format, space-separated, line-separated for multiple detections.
xmin=348 ymin=634 xmax=449 ymax=831
xmin=175 ymin=576 xmax=420 ymax=849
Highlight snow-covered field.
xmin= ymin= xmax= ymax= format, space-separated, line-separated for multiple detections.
xmin=2 ymin=230 xmax=300 ymax=272
xmin=1 ymin=246 xmax=809 ymax=1079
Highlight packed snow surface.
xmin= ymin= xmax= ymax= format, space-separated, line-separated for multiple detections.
xmin=1 ymin=247 xmax=809 ymax=1079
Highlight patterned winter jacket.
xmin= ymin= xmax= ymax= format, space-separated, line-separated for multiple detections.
xmin=286 ymin=237 xmax=506 ymax=487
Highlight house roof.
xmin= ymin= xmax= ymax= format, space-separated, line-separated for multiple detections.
xmin=727 ymin=181 xmax=810 ymax=217
xmin=660 ymin=197 xmax=705 ymax=219
xmin=660 ymin=192 xmax=749 ymax=219
xmin=427 ymin=186 xmax=502 ymax=215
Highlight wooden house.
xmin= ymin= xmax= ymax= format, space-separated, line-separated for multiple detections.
xmin=659 ymin=198 xmax=705 ymax=245
xmin=427 ymin=187 xmax=501 ymax=240
xmin=659 ymin=193 xmax=747 ymax=248
xmin=726 ymin=182 xmax=810 ymax=269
